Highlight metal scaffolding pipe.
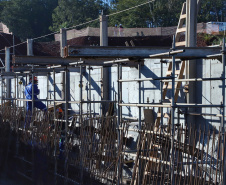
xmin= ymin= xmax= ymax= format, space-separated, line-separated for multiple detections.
xmin=162 ymin=77 xmax=224 ymax=82
xmin=53 ymin=68 xmax=57 ymax=185
xmin=222 ymin=38 xmax=226 ymax=185
xmin=170 ymin=36 xmax=176 ymax=185
xmin=149 ymin=49 xmax=185 ymax=58
xmin=118 ymin=77 xmax=172 ymax=82
xmin=64 ymin=66 xmax=69 ymax=184
xmin=119 ymin=103 xmax=222 ymax=108
xmin=1 ymin=69 xmax=3 ymax=107
xmin=138 ymin=62 xmax=142 ymax=185
xmin=175 ymin=103 xmax=222 ymax=108
xmin=5 ymin=47 xmax=11 ymax=99
xmin=119 ymin=103 xmax=171 ymax=108
xmin=117 ymin=63 xmax=122 ymax=185
xmin=31 ymin=65 xmax=34 ymax=114
xmin=88 ymin=66 xmax=92 ymax=117
xmin=79 ymin=65 xmax=83 ymax=184
xmin=104 ymin=58 xmax=131 ymax=64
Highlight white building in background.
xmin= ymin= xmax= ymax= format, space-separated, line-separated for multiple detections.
xmin=206 ymin=22 xmax=226 ymax=34
xmin=0 ymin=22 xmax=12 ymax=34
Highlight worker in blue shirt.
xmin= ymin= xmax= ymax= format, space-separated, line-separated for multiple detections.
xmin=24 ymin=76 xmax=47 ymax=128
xmin=25 ymin=76 xmax=47 ymax=112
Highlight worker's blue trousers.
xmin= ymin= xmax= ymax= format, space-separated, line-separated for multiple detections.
xmin=26 ymin=101 xmax=47 ymax=112
xmin=24 ymin=101 xmax=47 ymax=128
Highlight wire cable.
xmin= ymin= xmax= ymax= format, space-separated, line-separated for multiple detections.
xmin=65 ymin=18 xmax=100 ymax=30
xmin=0 ymin=41 xmax=27 ymax=52
xmin=106 ymin=0 xmax=155 ymax=17
xmin=33 ymin=31 xmax=60 ymax=41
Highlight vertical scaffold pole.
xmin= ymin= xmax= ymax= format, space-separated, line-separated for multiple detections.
xmin=14 ymin=74 xmax=16 ymax=110
xmin=47 ymin=73 xmax=49 ymax=110
xmin=31 ymin=64 xmax=35 ymax=182
xmin=53 ymin=69 xmax=57 ymax=185
xmin=100 ymin=13 xmax=109 ymax=116
xmin=79 ymin=65 xmax=84 ymax=184
xmin=222 ymin=38 xmax=226 ymax=185
xmin=1 ymin=69 xmax=3 ymax=108
xmin=31 ymin=65 xmax=34 ymax=115
xmin=5 ymin=47 xmax=10 ymax=99
xmin=117 ymin=63 xmax=122 ymax=185
xmin=138 ymin=62 xmax=142 ymax=185
xmin=171 ymin=36 xmax=176 ymax=185
xmin=161 ymin=61 xmax=163 ymax=126
xmin=60 ymin=28 xmax=67 ymax=101
xmin=64 ymin=66 xmax=69 ymax=184
xmin=16 ymin=75 xmax=19 ymax=109
xmin=89 ymin=66 xmax=92 ymax=118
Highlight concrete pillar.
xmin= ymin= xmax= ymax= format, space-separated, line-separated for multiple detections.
xmin=186 ymin=0 xmax=197 ymax=47
xmin=100 ymin=15 xmax=108 ymax=46
xmin=100 ymin=14 xmax=109 ymax=116
xmin=186 ymin=0 xmax=197 ymax=142
xmin=27 ymin=39 xmax=33 ymax=56
xmin=186 ymin=0 xmax=197 ymax=104
xmin=60 ymin=28 xmax=67 ymax=100
xmin=60 ymin=28 xmax=67 ymax=58
xmin=5 ymin=47 xmax=11 ymax=98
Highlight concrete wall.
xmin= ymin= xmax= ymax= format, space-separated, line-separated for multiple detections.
xmin=6 ymin=58 xmax=222 ymax=130
xmin=54 ymin=23 xmax=206 ymax=41
xmin=16 ymin=58 xmax=220 ymax=130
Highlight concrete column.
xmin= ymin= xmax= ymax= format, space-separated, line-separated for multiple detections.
xmin=5 ymin=47 xmax=11 ymax=98
xmin=186 ymin=0 xmax=197 ymax=142
xmin=60 ymin=28 xmax=67 ymax=100
xmin=186 ymin=0 xmax=197 ymax=47
xmin=27 ymin=39 xmax=34 ymax=56
xmin=186 ymin=0 xmax=197 ymax=104
xmin=100 ymin=14 xmax=109 ymax=116
xmin=100 ymin=15 xmax=108 ymax=46
xmin=60 ymin=28 xmax=67 ymax=58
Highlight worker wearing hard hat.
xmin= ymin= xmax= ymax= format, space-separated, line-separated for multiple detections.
xmin=25 ymin=76 xmax=47 ymax=112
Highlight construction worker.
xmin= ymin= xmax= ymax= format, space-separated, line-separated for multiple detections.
xmin=25 ymin=76 xmax=47 ymax=112
xmin=119 ymin=24 xmax=123 ymax=36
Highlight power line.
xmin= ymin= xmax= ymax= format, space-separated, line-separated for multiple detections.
xmin=33 ymin=31 xmax=59 ymax=41
xmin=65 ymin=18 xmax=100 ymax=30
xmin=0 ymin=41 xmax=27 ymax=52
xmin=107 ymin=0 xmax=155 ymax=17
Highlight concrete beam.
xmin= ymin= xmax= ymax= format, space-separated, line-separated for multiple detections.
xmin=13 ymin=56 xmax=140 ymax=67
xmin=13 ymin=66 xmax=81 ymax=73
xmin=67 ymin=46 xmax=221 ymax=59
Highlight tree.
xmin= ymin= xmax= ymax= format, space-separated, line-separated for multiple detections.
xmin=1 ymin=0 xmax=58 ymax=41
xmin=198 ymin=0 xmax=226 ymax=22
xmin=108 ymin=0 xmax=185 ymax=28
xmin=50 ymin=0 xmax=110 ymax=32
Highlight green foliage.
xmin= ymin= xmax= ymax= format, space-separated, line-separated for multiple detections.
xmin=108 ymin=0 xmax=185 ymax=28
xmin=50 ymin=0 xmax=110 ymax=32
xmin=0 ymin=0 xmax=225 ymax=42
xmin=1 ymin=0 xmax=58 ymax=41
xmin=198 ymin=0 xmax=226 ymax=22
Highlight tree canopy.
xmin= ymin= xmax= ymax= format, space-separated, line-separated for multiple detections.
xmin=108 ymin=0 xmax=185 ymax=28
xmin=198 ymin=0 xmax=226 ymax=22
xmin=1 ymin=0 xmax=58 ymax=41
xmin=49 ymin=0 xmax=109 ymax=32
xmin=0 ymin=0 xmax=225 ymax=41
